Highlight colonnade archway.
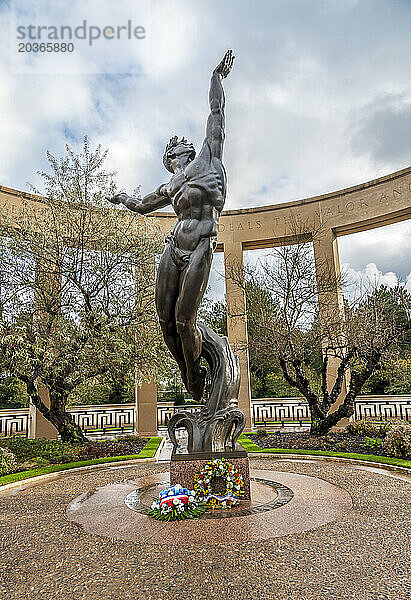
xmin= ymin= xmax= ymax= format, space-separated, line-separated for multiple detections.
xmin=1 ymin=164 xmax=410 ymax=436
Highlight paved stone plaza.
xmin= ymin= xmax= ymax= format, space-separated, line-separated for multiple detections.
xmin=1 ymin=456 xmax=410 ymax=600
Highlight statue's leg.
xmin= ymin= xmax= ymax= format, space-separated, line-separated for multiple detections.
xmin=155 ymin=246 xmax=188 ymax=386
xmin=175 ymin=238 xmax=213 ymax=401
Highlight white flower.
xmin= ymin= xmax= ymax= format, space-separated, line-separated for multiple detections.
xmin=173 ymin=498 xmax=181 ymax=505
xmin=151 ymin=502 xmax=158 ymax=510
xmin=175 ymin=484 xmax=182 ymax=491
xmin=188 ymin=496 xmax=195 ymax=503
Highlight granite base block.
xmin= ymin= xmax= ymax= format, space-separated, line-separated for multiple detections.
xmin=170 ymin=451 xmax=251 ymax=500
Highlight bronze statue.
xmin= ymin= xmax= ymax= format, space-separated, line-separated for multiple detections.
xmin=109 ymin=50 xmax=244 ymax=453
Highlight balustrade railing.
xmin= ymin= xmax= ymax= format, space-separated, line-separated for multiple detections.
xmin=0 ymin=396 xmax=410 ymax=437
xmin=70 ymin=404 xmax=136 ymax=435
xmin=251 ymin=396 xmax=411 ymax=426
xmin=157 ymin=403 xmax=203 ymax=427
xmin=0 ymin=408 xmax=30 ymax=437
xmin=251 ymin=398 xmax=310 ymax=426
xmin=354 ymin=395 xmax=411 ymax=421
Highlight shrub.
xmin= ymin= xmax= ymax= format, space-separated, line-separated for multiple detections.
xmin=118 ymin=435 xmax=145 ymax=444
xmin=0 ymin=437 xmax=78 ymax=464
xmin=0 ymin=447 xmax=18 ymax=475
xmin=20 ymin=456 xmax=50 ymax=470
xmin=0 ymin=436 xmax=147 ymax=467
xmin=377 ymin=420 xmax=400 ymax=437
xmin=256 ymin=429 xmax=268 ymax=437
xmin=346 ymin=419 xmax=382 ymax=437
xmin=72 ymin=438 xmax=145 ymax=461
xmin=383 ymin=421 xmax=411 ymax=459
xmin=364 ymin=437 xmax=383 ymax=450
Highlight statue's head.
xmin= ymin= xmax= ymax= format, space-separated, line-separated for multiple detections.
xmin=163 ymin=136 xmax=196 ymax=173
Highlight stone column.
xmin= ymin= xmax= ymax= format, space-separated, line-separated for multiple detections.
xmin=312 ymin=228 xmax=349 ymax=426
xmin=134 ymin=253 xmax=158 ymax=437
xmin=28 ymin=383 xmax=58 ymax=440
xmin=223 ymin=241 xmax=253 ymax=431
xmin=136 ymin=381 xmax=158 ymax=436
xmin=29 ymin=258 xmax=59 ymax=440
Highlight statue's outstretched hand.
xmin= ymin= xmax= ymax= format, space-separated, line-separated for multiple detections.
xmin=214 ymin=49 xmax=235 ymax=79
xmin=106 ymin=192 xmax=128 ymax=205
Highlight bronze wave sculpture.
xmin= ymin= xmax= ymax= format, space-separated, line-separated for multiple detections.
xmin=109 ymin=50 xmax=244 ymax=453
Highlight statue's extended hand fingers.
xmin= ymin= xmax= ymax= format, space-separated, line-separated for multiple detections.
xmin=221 ymin=50 xmax=234 ymax=77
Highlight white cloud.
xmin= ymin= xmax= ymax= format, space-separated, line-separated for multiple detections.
xmin=349 ymin=262 xmax=399 ymax=288
xmin=337 ymin=221 xmax=411 ymax=282
xmin=0 ymin=60 xmax=94 ymax=185
xmin=0 ymin=0 xmax=410 ymax=290
xmin=342 ymin=262 xmax=411 ymax=301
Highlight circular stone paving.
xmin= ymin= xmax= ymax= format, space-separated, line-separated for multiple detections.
xmin=66 ymin=468 xmax=352 ymax=544
xmin=124 ymin=476 xmax=294 ymax=518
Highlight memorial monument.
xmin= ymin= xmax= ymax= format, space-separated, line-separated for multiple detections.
xmin=109 ymin=50 xmax=249 ymax=492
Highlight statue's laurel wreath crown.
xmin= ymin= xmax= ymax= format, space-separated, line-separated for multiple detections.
xmin=163 ymin=136 xmax=195 ymax=172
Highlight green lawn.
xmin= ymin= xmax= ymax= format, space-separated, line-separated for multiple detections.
xmin=238 ymin=434 xmax=411 ymax=469
xmin=0 ymin=436 xmax=162 ymax=487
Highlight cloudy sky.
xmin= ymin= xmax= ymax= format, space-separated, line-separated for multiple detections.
xmin=0 ymin=0 xmax=410 ymax=297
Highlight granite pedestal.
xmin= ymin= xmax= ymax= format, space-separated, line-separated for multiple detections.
xmin=169 ymin=449 xmax=251 ymax=500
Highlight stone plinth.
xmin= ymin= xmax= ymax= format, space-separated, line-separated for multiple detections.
xmin=169 ymin=450 xmax=251 ymax=500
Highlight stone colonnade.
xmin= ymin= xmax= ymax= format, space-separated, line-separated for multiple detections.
xmin=1 ymin=164 xmax=410 ymax=437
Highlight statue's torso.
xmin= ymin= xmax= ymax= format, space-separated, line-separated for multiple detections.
xmin=167 ymin=148 xmax=226 ymax=251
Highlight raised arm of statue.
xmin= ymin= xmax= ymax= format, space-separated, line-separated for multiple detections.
xmin=204 ymin=50 xmax=235 ymax=159
xmin=108 ymin=184 xmax=170 ymax=215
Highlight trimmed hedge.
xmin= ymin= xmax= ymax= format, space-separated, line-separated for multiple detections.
xmin=238 ymin=434 xmax=411 ymax=469
xmin=0 ymin=436 xmax=162 ymax=487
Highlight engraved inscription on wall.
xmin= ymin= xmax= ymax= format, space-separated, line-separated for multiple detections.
xmin=217 ymin=180 xmax=411 ymax=235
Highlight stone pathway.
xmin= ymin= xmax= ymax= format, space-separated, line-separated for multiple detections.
xmin=156 ymin=435 xmax=173 ymax=462
xmin=0 ymin=457 xmax=410 ymax=600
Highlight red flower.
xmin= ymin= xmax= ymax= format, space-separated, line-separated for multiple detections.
xmin=159 ymin=494 xmax=189 ymax=508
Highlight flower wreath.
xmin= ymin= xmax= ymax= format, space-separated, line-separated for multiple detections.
xmin=194 ymin=458 xmax=244 ymax=509
xmin=148 ymin=484 xmax=206 ymax=521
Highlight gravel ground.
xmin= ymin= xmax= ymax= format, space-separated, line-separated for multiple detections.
xmin=0 ymin=457 xmax=410 ymax=600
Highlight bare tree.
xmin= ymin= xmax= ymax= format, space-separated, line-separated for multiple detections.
xmin=227 ymin=228 xmax=410 ymax=435
xmin=0 ymin=139 xmax=165 ymax=442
